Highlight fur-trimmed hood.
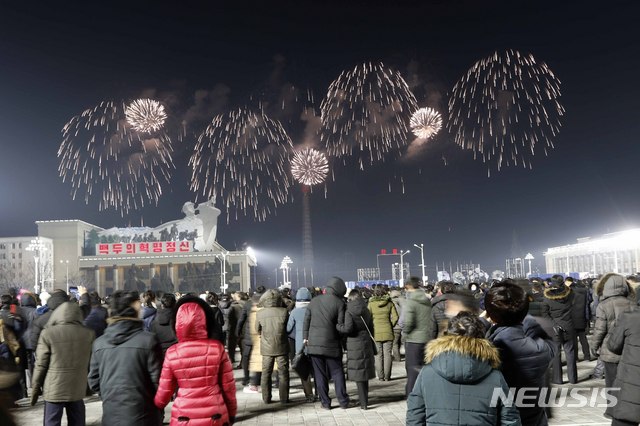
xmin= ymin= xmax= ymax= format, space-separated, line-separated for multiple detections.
xmin=544 ymin=285 xmax=571 ymax=301
xmin=425 ymin=334 xmax=500 ymax=384
xmin=596 ymin=273 xmax=635 ymax=301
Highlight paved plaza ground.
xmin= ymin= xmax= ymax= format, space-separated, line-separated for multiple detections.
xmin=11 ymin=357 xmax=611 ymax=425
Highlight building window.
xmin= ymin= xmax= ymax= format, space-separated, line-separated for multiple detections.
xmin=12 ymin=243 xmax=15 ymax=249
xmin=18 ymin=253 xmax=22 ymax=259
xmin=18 ymin=243 xmax=22 ymax=249
xmin=106 ymin=268 xmax=114 ymax=281
xmin=232 ymin=263 xmax=240 ymax=274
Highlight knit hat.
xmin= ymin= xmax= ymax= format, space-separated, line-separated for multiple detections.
xmin=295 ymin=287 xmax=312 ymax=301
xmin=110 ymin=290 xmax=140 ymax=317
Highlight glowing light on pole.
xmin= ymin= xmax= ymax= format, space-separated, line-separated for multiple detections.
xmin=413 ymin=243 xmax=426 ymax=282
xmin=60 ymin=259 xmax=70 ymax=294
xmin=399 ymin=250 xmax=410 ymax=287
xmin=26 ymin=238 xmax=47 ymax=294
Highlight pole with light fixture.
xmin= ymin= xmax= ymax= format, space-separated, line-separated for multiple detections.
xmin=413 ymin=243 xmax=426 ymax=282
xmin=26 ymin=238 xmax=47 ymax=294
xmin=60 ymin=259 xmax=70 ymax=294
xmin=399 ymin=249 xmax=410 ymax=287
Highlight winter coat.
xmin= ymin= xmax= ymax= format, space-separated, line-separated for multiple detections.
xmin=303 ymin=277 xmax=347 ymax=359
xmin=592 ymin=273 xmax=636 ymax=363
xmin=19 ymin=293 xmax=38 ymax=351
xmin=150 ymin=307 xmax=177 ymax=357
xmin=487 ymin=316 xmax=555 ymax=426
xmin=31 ymin=302 xmax=94 ymax=403
xmin=248 ymin=304 xmax=263 ymax=373
xmin=368 ymin=295 xmax=398 ymax=342
xmin=142 ymin=305 xmax=157 ymax=332
xmin=339 ymin=298 xmax=375 ymax=382
xmin=83 ymin=306 xmax=108 ymax=339
xmin=430 ymin=293 xmax=455 ymax=338
xmin=542 ymin=285 xmax=575 ymax=336
xmin=287 ymin=301 xmax=309 ymax=354
xmin=406 ymin=335 xmax=521 ymax=426
xmin=402 ymin=290 xmax=434 ymax=344
xmin=237 ymin=295 xmax=261 ymax=347
xmin=528 ymin=292 xmax=545 ymax=318
xmin=607 ymin=308 xmax=640 ymax=423
xmin=256 ymin=290 xmax=288 ymax=356
xmin=154 ymin=300 xmax=237 ymax=426
xmin=390 ymin=293 xmax=404 ymax=332
xmin=569 ymin=283 xmax=590 ymax=330
xmin=88 ymin=317 xmax=162 ymax=426
xmin=30 ymin=290 xmax=69 ymax=350
xmin=219 ymin=299 xmax=238 ymax=338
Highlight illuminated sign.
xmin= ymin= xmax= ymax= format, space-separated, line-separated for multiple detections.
xmin=96 ymin=241 xmax=193 ymax=255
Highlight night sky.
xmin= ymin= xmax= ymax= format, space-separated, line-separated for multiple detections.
xmin=1 ymin=1 xmax=639 ymax=286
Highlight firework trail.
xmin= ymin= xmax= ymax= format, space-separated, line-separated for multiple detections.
xmin=190 ymin=107 xmax=293 ymax=222
xmin=448 ymin=50 xmax=564 ymax=171
xmin=58 ymin=101 xmax=174 ymax=215
xmin=125 ymin=99 xmax=167 ymax=133
xmin=291 ymin=147 xmax=329 ymax=186
xmin=410 ymin=107 xmax=443 ymax=140
xmin=321 ymin=62 xmax=418 ymax=169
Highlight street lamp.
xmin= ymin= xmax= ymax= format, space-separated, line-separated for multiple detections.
xmin=525 ymin=253 xmax=535 ymax=277
xmin=413 ymin=243 xmax=426 ymax=282
xmin=399 ymin=250 xmax=410 ymax=287
xmin=280 ymin=256 xmax=293 ymax=288
xmin=60 ymin=260 xmax=70 ymax=294
xmin=216 ymin=251 xmax=229 ymax=293
xmin=26 ymin=237 xmax=47 ymax=294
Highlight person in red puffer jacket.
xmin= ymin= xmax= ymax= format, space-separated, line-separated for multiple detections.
xmin=154 ymin=295 xmax=237 ymax=425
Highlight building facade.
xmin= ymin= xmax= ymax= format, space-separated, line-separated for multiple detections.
xmin=0 ymin=236 xmax=54 ymax=291
xmin=544 ymin=229 xmax=640 ymax=276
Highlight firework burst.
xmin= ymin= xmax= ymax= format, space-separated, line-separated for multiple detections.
xmin=321 ymin=62 xmax=418 ymax=169
xmin=190 ymin=107 xmax=293 ymax=221
xmin=448 ymin=50 xmax=564 ymax=171
xmin=410 ymin=107 xmax=443 ymax=140
xmin=125 ymin=98 xmax=167 ymax=133
xmin=58 ymin=101 xmax=174 ymax=214
xmin=291 ymin=147 xmax=329 ymax=186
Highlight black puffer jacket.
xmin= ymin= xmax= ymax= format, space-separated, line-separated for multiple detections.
xmin=219 ymin=298 xmax=238 ymax=337
xmin=570 ymin=283 xmax=590 ymax=330
xmin=150 ymin=307 xmax=177 ymax=357
xmin=256 ymin=290 xmax=288 ymax=356
xmin=592 ymin=273 xmax=636 ymax=363
xmin=30 ymin=290 xmax=69 ymax=350
xmin=236 ymin=294 xmax=262 ymax=346
xmin=303 ymin=277 xmax=347 ymax=358
xmin=528 ymin=292 xmax=545 ymax=318
xmin=607 ymin=308 xmax=640 ymax=423
xmin=88 ymin=318 xmax=162 ymax=426
xmin=340 ymin=297 xmax=375 ymax=382
xmin=487 ymin=316 xmax=555 ymax=426
xmin=83 ymin=306 xmax=108 ymax=338
xmin=542 ymin=285 xmax=575 ymax=336
xmin=19 ymin=294 xmax=38 ymax=351
xmin=430 ymin=293 xmax=455 ymax=338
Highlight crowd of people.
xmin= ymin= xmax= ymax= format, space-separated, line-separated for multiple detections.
xmin=0 ymin=272 xmax=638 ymax=425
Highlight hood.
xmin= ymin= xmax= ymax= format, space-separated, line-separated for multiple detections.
xmin=47 ymin=301 xmax=84 ymax=327
xmin=172 ymin=295 xmax=220 ymax=340
xmin=426 ymin=335 xmax=500 ymax=384
xmin=597 ymin=273 xmax=633 ymax=300
xmin=20 ymin=293 xmax=37 ymax=308
xmin=104 ymin=318 xmax=143 ymax=345
xmin=175 ymin=302 xmax=208 ymax=342
xmin=325 ymin=277 xmax=346 ymax=298
xmin=347 ymin=298 xmax=368 ymax=316
xmin=430 ymin=293 xmax=452 ymax=306
xmin=142 ymin=305 xmax=157 ymax=320
xmin=543 ymin=285 xmax=571 ymax=301
xmin=156 ymin=307 xmax=172 ymax=326
xmin=47 ymin=290 xmax=69 ymax=311
xmin=296 ymin=287 xmax=312 ymax=301
xmin=369 ymin=295 xmax=391 ymax=307
xmin=407 ymin=290 xmax=430 ymax=306
xmin=259 ymin=289 xmax=282 ymax=308
xmin=218 ymin=299 xmax=232 ymax=310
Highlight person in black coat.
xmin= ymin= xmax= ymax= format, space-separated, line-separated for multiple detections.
xmin=30 ymin=290 xmax=69 ymax=351
xmin=542 ymin=278 xmax=577 ymax=384
xmin=219 ymin=294 xmax=239 ymax=365
xmin=607 ymin=307 xmax=640 ymax=426
xmin=430 ymin=281 xmax=457 ymax=338
xmin=303 ymin=277 xmax=353 ymax=409
xmin=236 ymin=287 xmax=264 ymax=386
xmin=88 ymin=290 xmax=162 ymax=426
xmin=567 ymin=278 xmax=592 ymax=361
xmin=150 ymin=293 xmax=178 ymax=358
xmin=338 ymin=289 xmax=375 ymax=410
xmin=83 ymin=292 xmax=108 ymax=338
xmin=486 ymin=280 xmax=555 ymax=426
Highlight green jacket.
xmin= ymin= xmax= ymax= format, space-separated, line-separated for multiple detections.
xmin=368 ymin=296 xmax=398 ymax=342
xmin=32 ymin=302 xmax=95 ymax=402
xmin=403 ymin=290 xmax=434 ymax=344
xmin=256 ymin=289 xmax=289 ymax=356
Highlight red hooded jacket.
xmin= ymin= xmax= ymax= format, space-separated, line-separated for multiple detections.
xmin=154 ymin=301 xmax=237 ymax=425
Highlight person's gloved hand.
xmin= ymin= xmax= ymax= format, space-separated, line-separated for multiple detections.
xmin=591 ymin=347 xmax=600 ymax=359
xmin=30 ymin=387 xmax=41 ymax=406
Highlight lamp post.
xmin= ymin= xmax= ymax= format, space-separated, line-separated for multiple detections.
xmin=525 ymin=253 xmax=535 ymax=277
xmin=60 ymin=260 xmax=70 ymax=294
xmin=413 ymin=243 xmax=426 ymax=282
xmin=399 ymin=249 xmax=410 ymax=287
xmin=280 ymin=256 xmax=293 ymax=288
xmin=216 ymin=251 xmax=229 ymax=293
xmin=26 ymin=238 xmax=47 ymax=294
